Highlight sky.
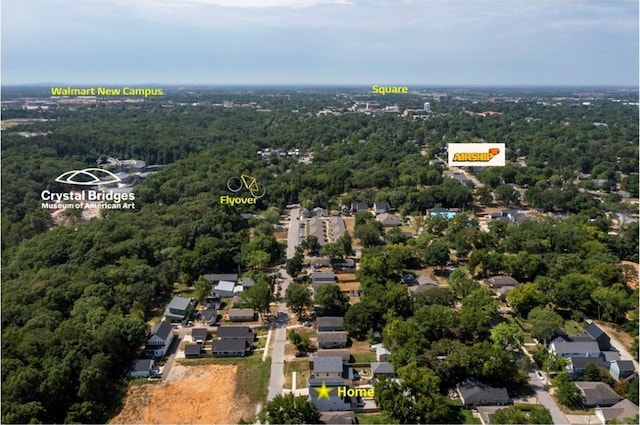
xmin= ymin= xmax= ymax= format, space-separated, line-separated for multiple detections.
xmin=2 ymin=0 xmax=638 ymax=86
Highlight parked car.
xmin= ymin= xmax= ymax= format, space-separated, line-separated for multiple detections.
xmin=303 ymin=321 xmax=312 ymax=327
xmin=535 ymin=371 xmax=544 ymax=380
xmin=294 ymin=351 xmax=307 ymax=357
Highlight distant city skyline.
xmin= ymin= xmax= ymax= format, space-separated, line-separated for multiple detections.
xmin=2 ymin=0 xmax=638 ymax=86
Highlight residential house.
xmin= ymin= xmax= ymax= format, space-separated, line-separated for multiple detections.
xmin=184 ymin=343 xmax=203 ymax=358
xmin=308 ymin=217 xmax=328 ymax=245
xmin=310 ymin=257 xmax=332 ymax=269
xmin=376 ymin=345 xmax=391 ymax=362
xmin=333 ymin=259 xmax=356 ymax=271
xmin=315 ymin=349 xmax=351 ymax=363
xmin=129 ymin=359 xmax=158 ymax=378
xmin=575 ymin=382 xmax=622 ymax=407
xmin=566 ymin=357 xmax=608 ymax=379
xmin=371 ymin=362 xmax=395 ymax=378
xmin=163 ymin=296 xmax=192 ymax=323
xmin=350 ymin=202 xmax=368 ymax=214
xmin=317 ymin=331 xmax=349 ymax=349
xmin=216 ymin=326 xmax=255 ymax=344
xmin=191 ymin=328 xmax=208 ymax=344
xmin=146 ymin=321 xmax=174 ymax=358
xmin=595 ymin=399 xmax=639 ymax=424
xmin=204 ymin=273 xmax=238 ymax=284
xmin=449 ymin=173 xmax=472 ymax=186
xmin=312 ymin=272 xmax=337 ymax=290
xmin=327 ymin=217 xmax=346 ymax=241
xmin=377 ymin=213 xmax=402 ymax=227
xmin=211 ymin=339 xmax=251 ymax=357
xmin=317 ymin=317 xmax=344 ymax=332
xmin=309 ymin=356 xmax=353 ymax=411
xmin=199 ymin=308 xmax=218 ymax=326
xmin=487 ymin=275 xmax=519 ymax=288
xmin=549 ymin=338 xmax=601 ymax=358
xmin=609 ymin=360 xmax=636 ymax=381
xmin=457 ymin=379 xmax=510 ymax=406
xmin=228 ymin=308 xmax=256 ymax=322
xmin=213 ymin=280 xmax=236 ymax=298
xmin=374 ymin=202 xmax=391 ymax=215
xmin=583 ymin=323 xmax=612 ymax=351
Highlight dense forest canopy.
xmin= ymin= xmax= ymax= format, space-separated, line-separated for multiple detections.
xmin=1 ymin=86 xmax=638 ymax=423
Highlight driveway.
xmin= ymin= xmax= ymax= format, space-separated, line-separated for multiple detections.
xmin=162 ymin=326 xmax=187 ymax=381
xmin=286 ymin=208 xmax=300 ymax=259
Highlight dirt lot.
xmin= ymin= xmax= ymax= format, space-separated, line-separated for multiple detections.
xmin=110 ymin=364 xmax=250 ymax=424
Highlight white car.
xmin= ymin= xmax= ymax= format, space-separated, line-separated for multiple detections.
xmin=535 ymin=371 xmax=544 ymax=380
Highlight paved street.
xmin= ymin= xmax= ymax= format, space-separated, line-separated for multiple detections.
xmin=286 ymin=208 xmax=300 ymax=259
xmin=527 ymin=371 xmax=570 ymax=425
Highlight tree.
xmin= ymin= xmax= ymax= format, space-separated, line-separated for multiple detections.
xmin=344 ymin=300 xmax=378 ymax=338
xmin=354 ymin=222 xmax=383 ymax=248
xmin=239 ymin=279 xmax=273 ymax=321
xmin=285 ymin=282 xmax=312 ymax=319
xmin=337 ymin=233 xmax=355 ymax=257
xmin=285 ymin=247 xmax=304 ymax=278
xmin=194 ymin=276 xmax=211 ymax=300
xmin=591 ymin=284 xmax=631 ymax=323
xmin=301 ymin=236 xmax=321 ymax=254
xmin=476 ymin=185 xmax=494 ymax=206
xmin=491 ymin=406 xmax=527 ymax=424
xmin=581 ymin=362 xmax=602 ymax=381
xmin=554 ymin=372 xmax=580 ymax=407
xmin=314 ymin=284 xmax=350 ymax=316
xmin=528 ymin=307 xmax=563 ymax=344
xmin=258 ymin=393 xmax=321 ymax=424
xmin=288 ymin=329 xmax=302 ymax=347
xmin=320 ymin=242 xmax=345 ymax=261
xmin=506 ymin=283 xmax=547 ymax=317
xmin=495 ymin=184 xmax=520 ymax=206
xmin=413 ymin=287 xmax=456 ymax=308
xmin=448 ymin=267 xmax=480 ymax=298
xmin=491 ymin=322 xmax=524 ymax=351
xmin=422 ymin=238 xmax=450 ymax=270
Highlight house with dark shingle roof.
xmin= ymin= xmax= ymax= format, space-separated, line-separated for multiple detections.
xmin=317 ymin=331 xmax=349 ymax=349
xmin=163 ymin=296 xmax=192 ymax=323
xmin=595 ymin=399 xmax=639 ymax=424
xmin=228 ymin=308 xmax=256 ymax=322
xmin=371 ymin=362 xmax=395 ymax=378
xmin=216 ymin=326 xmax=255 ymax=344
xmin=191 ymin=328 xmax=208 ymax=344
xmin=549 ymin=338 xmax=601 ymax=359
xmin=211 ymin=339 xmax=251 ymax=357
xmin=487 ymin=275 xmax=519 ymax=288
xmin=566 ymin=357 xmax=608 ymax=379
xmin=129 ymin=359 xmax=158 ymax=378
xmin=317 ymin=317 xmax=344 ymax=332
xmin=146 ymin=321 xmax=174 ymax=358
xmin=457 ymin=379 xmax=510 ymax=406
xmin=609 ymin=360 xmax=636 ymax=381
xmin=184 ymin=343 xmax=203 ymax=358
xmin=374 ymin=201 xmax=391 ymax=215
xmin=583 ymin=323 xmax=611 ymax=351
xmin=351 ymin=202 xmax=368 ymax=214
xmin=575 ymin=382 xmax=622 ymax=407
xmin=314 ymin=349 xmax=351 ymax=362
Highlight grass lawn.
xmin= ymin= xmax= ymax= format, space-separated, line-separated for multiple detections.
xmin=563 ymin=320 xmax=584 ymax=336
xmin=353 ymin=352 xmax=376 ymax=363
xmin=350 ymin=339 xmax=376 ymax=363
xmin=356 ymin=413 xmax=398 ymax=424
xmin=461 ymin=409 xmax=481 ymax=424
xmin=283 ymin=359 xmax=310 ymax=389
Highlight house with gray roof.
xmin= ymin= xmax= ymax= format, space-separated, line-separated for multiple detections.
xmin=317 ymin=317 xmax=344 ymax=332
xmin=377 ymin=213 xmax=402 ymax=227
xmin=567 ymin=357 xmax=608 ymax=379
xmin=457 ymin=379 xmax=510 ymax=406
xmin=549 ymin=338 xmax=601 ymax=359
xmin=163 ymin=296 xmax=192 ymax=323
xmin=351 ymin=202 xmax=368 ymax=214
xmin=146 ymin=321 xmax=174 ymax=358
xmin=213 ymin=280 xmax=236 ymax=298
xmin=228 ymin=308 xmax=256 ymax=322
xmin=575 ymin=382 xmax=622 ymax=407
xmin=371 ymin=362 xmax=395 ymax=377
xmin=184 ymin=343 xmax=203 ymax=358
xmin=129 ymin=359 xmax=158 ymax=378
xmin=312 ymin=272 xmax=337 ymax=290
xmin=374 ymin=201 xmax=391 ymax=215
xmin=319 ymin=411 xmax=356 ymax=424
xmin=315 ymin=349 xmax=351 ymax=362
xmin=191 ymin=328 xmax=208 ymax=344
xmin=317 ymin=331 xmax=348 ymax=349
xmin=216 ymin=326 xmax=255 ymax=343
xmin=609 ymin=360 xmax=636 ymax=381
xmin=595 ymin=399 xmax=639 ymax=424
xmin=583 ymin=323 xmax=611 ymax=351
xmin=212 ymin=339 xmax=251 ymax=357
xmin=487 ymin=275 xmax=519 ymax=288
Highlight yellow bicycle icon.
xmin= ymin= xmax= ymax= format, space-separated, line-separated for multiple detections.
xmin=227 ymin=173 xmax=266 ymax=199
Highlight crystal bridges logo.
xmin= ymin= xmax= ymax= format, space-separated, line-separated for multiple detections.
xmin=41 ymin=168 xmax=136 ymax=210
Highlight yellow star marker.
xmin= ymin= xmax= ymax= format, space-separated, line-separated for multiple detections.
xmin=314 ymin=381 xmax=333 ymax=400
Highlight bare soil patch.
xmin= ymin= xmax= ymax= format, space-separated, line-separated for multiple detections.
xmin=110 ymin=364 xmax=249 ymax=424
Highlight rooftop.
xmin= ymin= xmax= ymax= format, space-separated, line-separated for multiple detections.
xmin=312 ymin=356 xmax=343 ymax=373
xmin=167 ymin=296 xmax=191 ymax=311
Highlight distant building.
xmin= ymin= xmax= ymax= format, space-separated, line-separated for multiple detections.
xmin=424 ymin=102 xmax=431 ymax=113
xmin=457 ymin=379 xmax=510 ymax=406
